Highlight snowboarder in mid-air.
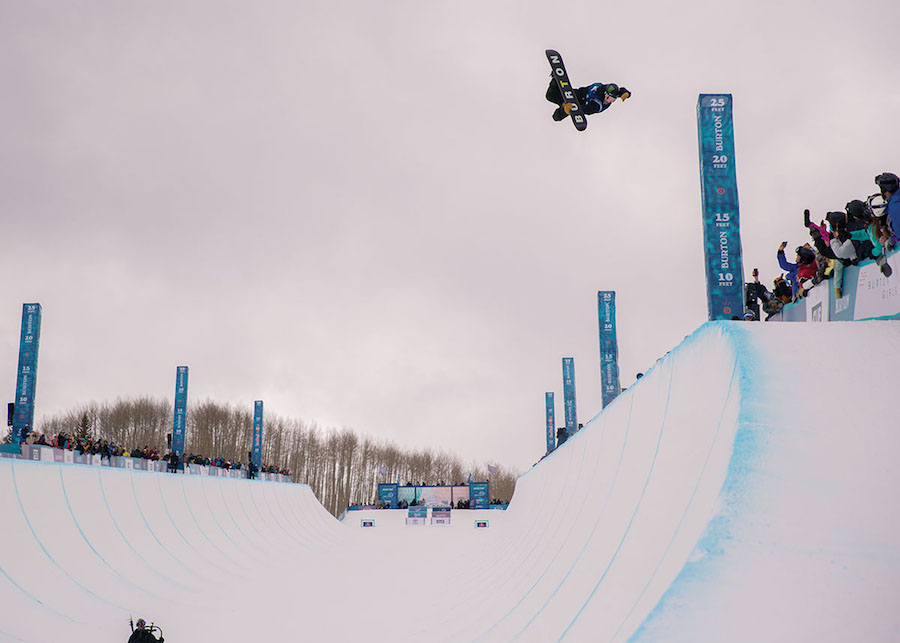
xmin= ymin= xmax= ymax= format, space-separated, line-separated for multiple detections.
xmin=544 ymin=49 xmax=629 ymax=131
xmin=546 ymin=79 xmax=630 ymax=122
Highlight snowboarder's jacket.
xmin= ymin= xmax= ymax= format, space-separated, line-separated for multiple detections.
xmin=579 ymin=83 xmax=618 ymax=115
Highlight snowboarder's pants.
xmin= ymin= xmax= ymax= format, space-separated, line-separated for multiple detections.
xmin=546 ymin=79 xmax=564 ymax=105
xmin=546 ymin=81 xmax=571 ymax=121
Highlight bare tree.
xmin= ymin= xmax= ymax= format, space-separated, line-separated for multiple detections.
xmin=38 ymin=395 xmax=520 ymax=516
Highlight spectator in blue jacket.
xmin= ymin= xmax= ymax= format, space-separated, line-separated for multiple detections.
xmin=777 ymin=242 xmax=817 ymax=297
xmin=876 ymin=172 xmax=900 ymax=246
xmin=776 ymin=242 xmax=799 ymax=295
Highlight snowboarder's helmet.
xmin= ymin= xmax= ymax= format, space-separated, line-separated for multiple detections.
xmin=742 ymin=311 xmax=755 ymax=320
xmin=136 ymin=619 xmax=146 ymax=628
xmin=875 ymin=172 xmax=900 ymax=193
xmin=604 ymin=83 xmax=619 ymax=97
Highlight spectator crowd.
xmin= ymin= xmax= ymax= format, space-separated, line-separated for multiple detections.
xmin=743 ymin=171 xmax=898 ymax=321
xmin=17 ymin=428 xmax=291 ymax=479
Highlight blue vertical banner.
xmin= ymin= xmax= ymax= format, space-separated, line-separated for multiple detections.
xmin=697 ymin=94 xmax=745 ymax=320
xmin=171 ymin=366 xmax=189 ymax=460
xmin=597 ymin=291 xmax=621 ymax=408
xmin=545 ymin=392 xmax=556 ymax=454
xmin=12 ymin=303 xmax=42 ymax=444
xmin=562 ymin=357 xmax=577 ymax=438
xmin=252 ymin=400 xmax=264 ymax=469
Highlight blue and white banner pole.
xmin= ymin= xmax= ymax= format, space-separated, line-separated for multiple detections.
xmin=545 ymin=392 xmax=555 ymax=454
xmin=562 ymin=358 xmax=577 ymax=438
xmin=12 ymin=303 xmax=42 ymax=445
xmin=697 ymin=94 xmax=745 ymax=320
xmin=252 ymin=400 xmax=264 ymax=470
xmin=597 ymin=291 xmax=621 ymax=408
xmin=171 ymin=366 xmax=189 ymax=467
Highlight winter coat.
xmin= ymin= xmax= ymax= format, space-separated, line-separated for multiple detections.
xmin=808 ymin=223 xmax=854 ymax=269
xmin=885 ymin=191 xmax=900 ymax=238
xmin=777 ymin=251 xmax=800 ymax=294
xmin=772 ymin=278 xmax=793 ymax=303
xmin=578 ymin=83 xmax=618 ymax=115
xmin=745 ymin=281 xmax=770 ymax=306
xmin=779 ymin=249 xmax=818 ymax=292
xmin=128 ymin=628 xmax=161 ymax=643
xmin=815 ymin=254 xmax=834 ymax=283
xmin=797 ymin=260 xmax=818 ymax=282
xmin=846 ymin=219 xmax=879 ymax=260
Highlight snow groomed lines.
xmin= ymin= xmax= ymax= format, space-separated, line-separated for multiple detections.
xmin=126 ymin=471 xmax=200 ymax=593
xmin=493 ymin=389 xmax=635 ymax=641
xmin=11 ymin=461 xmax=129 ymax=613
xmin=608 ymin=348 xmax=740 ymax=640
xmin=555 ymin=355 xmax=676 ymax=640
xmin=478 ymin=409 xmax=615 ymax=641
xmin=58 ymin=466 xmax=171 ymax=605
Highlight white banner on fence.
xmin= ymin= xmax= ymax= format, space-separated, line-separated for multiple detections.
xmin=805 ymin=283 xmax=828 ymax=322
xmin=854 ymin=254 xmax=900 ymax=320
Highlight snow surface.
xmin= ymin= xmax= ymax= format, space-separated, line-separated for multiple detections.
xmin=1 ymin=321 xmax=899 ymax=642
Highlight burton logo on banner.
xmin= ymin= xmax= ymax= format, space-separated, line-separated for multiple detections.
xmin=171 ymin=366 xmax=189 ymax=459
xmin=12 ymin=303 xmax=42 ymax=444
xmin=545 ymin=392 xmax=555 ymax=454
xmin=562 ymin=357 xmax=577 ymax=438
xmin=252 ymin=400 xmax=264 ymax=469
xmin=697 ymin=94 xmax=745 ymax=320
xmin=597 ymin=291 xmax=621 ymax=408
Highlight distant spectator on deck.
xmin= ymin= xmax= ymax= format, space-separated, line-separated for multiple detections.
xmin=745 ymin=268 xmax=769 ymax=320
xmin=556 ymin=427 xmax=568 ymax=446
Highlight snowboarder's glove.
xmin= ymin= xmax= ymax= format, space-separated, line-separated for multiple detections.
xmin=803 ymin=209 xmax=811 ymax=227
xmin=618 ymin=87 xmax=631 ymax=100
xmin=562 ymin=102 xmax=573 ymax=115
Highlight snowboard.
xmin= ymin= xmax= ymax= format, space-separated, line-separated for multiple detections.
xmin=546 ymin=49 xmax=587 ymax=132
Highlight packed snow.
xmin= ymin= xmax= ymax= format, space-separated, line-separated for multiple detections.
xmin=1 ymin=321 xmax=898 ymax=642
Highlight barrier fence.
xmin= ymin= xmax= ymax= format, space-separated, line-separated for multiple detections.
xmin=772 ymin=248 xmax=899 ymax=322
xmin=0 ymin=445 xmax=292 ymax=483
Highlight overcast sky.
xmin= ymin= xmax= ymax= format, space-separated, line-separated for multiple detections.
xmin=1 ymin=0 xmax=897 ymax=471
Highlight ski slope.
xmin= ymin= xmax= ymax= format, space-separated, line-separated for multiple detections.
xmin=1 ymin=321 xmax=899 ymax=642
